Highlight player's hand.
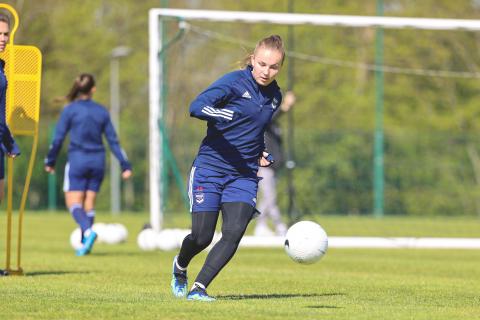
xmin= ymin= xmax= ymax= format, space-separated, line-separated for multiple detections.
xmin=259 ymin=151 xmax=274 ymax=167
xmin=122 ymin=169 xmax=132 ymax=179
xmin=6 ymin=141 xmax=20 ymax=158
xmin=281 ymin=91 xmax=296 ymax=112
xmin=44 ymin=166 xmax=55 ymax=174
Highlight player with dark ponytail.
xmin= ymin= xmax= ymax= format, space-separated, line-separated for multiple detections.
xmin=45 ymin=73 xmax=132 ymax=256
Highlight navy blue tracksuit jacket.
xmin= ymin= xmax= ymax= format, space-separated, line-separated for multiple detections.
xmin=190 ymin=65 xmax=282 ymax=176
xmin=0 ymin=59 xmax=16 ymax=154
xmin=45 ymin=99 xmax=131 ymax=172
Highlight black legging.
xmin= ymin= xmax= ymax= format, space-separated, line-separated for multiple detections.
xmin=177 ymin=202 xmax=254 ymax=288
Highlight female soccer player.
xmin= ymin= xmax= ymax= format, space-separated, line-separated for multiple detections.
xmin=0 ymin=13 xmax=20 ymax=202
xmin=171 ymin=35 xmax=286 ymax=301
xmin=0 ymin=13 xmax=20 ymax=277
xmin=44 ymin=73 xmax=132 ymax=256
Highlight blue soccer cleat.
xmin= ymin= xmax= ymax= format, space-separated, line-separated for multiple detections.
xmin=186 ymin=284 xmax=216 ymax=302
xmin=76 ymin=230 xmax=97 ymax=256
xmin=171 ymin=256 xmax=188 ymax=298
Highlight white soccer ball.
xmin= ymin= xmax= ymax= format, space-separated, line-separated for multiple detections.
xmin=70 ymin=228 xmax=83 ymax=250
xmin=102 ymin=224 xmax=122 ymax=244
xmin=137 ymin=228 xmax=157 ymax=251
xmin=284 ymin=221 xmax=328 ymax=264
xmin=156 ymin=229 xmax=180 ymax=251
xmin=113 ymin=223 xmax=128 ymax=242
xmin=92 ymin=222 xmax=108 ymax=243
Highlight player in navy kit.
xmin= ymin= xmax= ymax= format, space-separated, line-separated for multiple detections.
xmin=0 ymin=13 xmax=20 ymax=202
xmin=45 ymin=73 xmax=132 ymax=256
xmin=171 ymin=35 xmax=286 ymax=301
xmin=0 ymin=13 xmax=20 ymax=277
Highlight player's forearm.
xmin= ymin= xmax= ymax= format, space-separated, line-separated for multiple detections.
xmin=44 ymin=139 xmax=64 ymax=166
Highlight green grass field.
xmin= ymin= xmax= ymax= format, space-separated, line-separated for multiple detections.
xmin=1 ymin=212 xmax=480 ymax=319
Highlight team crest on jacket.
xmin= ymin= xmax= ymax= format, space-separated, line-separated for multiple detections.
xmin=272 ymin=98 xmax=278 ymax=109
xmin=195 ymin=193 xmax=204 ymax=204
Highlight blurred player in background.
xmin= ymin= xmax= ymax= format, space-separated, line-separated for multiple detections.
xmin=0 ymin=13 xmax=20 ymax=276
xmin=254 ymin=91 xmax=295 ymax=237
xmin=171 ymin=35 xmax=286 ymax=301
xmin=44 ymin=73 xmax=132 ymax=256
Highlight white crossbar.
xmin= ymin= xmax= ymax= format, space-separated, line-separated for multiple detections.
xmin=150 ymin=8 xmax=480 ymax=31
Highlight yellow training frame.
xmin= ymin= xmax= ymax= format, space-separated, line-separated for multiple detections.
xmin=0 ymin=3 xmax=42 ymax=276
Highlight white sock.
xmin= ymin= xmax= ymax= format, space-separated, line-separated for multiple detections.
xmin=175 ymin=258 xmax=187 ymax=271
xmin=192 ymin=282 xmax=205 ymax=290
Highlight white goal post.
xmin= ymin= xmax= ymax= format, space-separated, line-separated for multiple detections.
xmin=148 ymin=8 xmax=480 ymax=231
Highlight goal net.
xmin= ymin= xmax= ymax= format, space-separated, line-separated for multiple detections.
xmin=149 ymin=8 xmax=480 ymax=233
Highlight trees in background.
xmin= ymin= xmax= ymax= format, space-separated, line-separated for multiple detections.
xmin=2 ymin=0 xmax=480 ymax=216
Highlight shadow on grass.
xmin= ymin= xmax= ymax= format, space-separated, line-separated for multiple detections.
xmin=26 ymin=270 xmax=90 ymax=277
xmin=90 ymin=251 xmax=152 ymax=257
xmin=218 ymin=292 xmax=345 ymax=300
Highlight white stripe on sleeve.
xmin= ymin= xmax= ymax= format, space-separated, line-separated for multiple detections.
xmin=201 ymin=106 xmax=234 ymax=120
